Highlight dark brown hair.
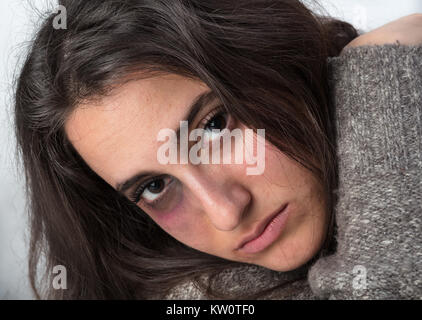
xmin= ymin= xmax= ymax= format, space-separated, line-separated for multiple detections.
xmin=14 ymin=0 xmax=358 ymax=299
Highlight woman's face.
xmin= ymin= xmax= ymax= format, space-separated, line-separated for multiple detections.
xmin=64 ymin=73 xmax=328 ymax=272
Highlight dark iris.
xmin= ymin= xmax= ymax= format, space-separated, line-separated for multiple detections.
xmin=205 ymin=113 xmax=227 ymax=131
xmin=147 ymin=180 xmax=165 ymax=193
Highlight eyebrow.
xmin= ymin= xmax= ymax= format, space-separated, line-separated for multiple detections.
xmin=116 ymin=89 xmax=218 ymax=195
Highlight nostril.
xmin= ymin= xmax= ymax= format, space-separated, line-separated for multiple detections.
xmin=240 ymin=200 xmax=252 ymax=221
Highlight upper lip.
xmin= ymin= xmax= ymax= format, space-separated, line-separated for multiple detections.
xmin=235 ymin=203 xmax=288 ymax=251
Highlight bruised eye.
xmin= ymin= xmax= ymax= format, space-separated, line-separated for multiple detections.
xmin=142 ymin=180 xmax=165 ymax=200
xmin=130 ymin=175 xmax=173 ymax=205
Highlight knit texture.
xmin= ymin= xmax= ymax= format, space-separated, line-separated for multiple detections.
xmin=163 ymin=43 xmax=422 ymax=300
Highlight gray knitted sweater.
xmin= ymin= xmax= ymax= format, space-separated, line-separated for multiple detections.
xmin=164 ymin=43 xmax=422 ymax=300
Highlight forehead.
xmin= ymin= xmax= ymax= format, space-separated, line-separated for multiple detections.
xmin=64 ymin=73 xmax=208 ymax=187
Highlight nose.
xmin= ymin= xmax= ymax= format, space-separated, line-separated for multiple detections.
xmin=182 ymin=168 xmax=252 ymax=231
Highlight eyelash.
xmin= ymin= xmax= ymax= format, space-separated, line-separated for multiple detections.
xmin=129 ymin=105 xmax=230 ymax=204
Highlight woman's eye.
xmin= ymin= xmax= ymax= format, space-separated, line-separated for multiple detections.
xmin=201 ymin=108 xmax=232 ymax=140
xmin=143 ymin=179 xmax=165 ymax=199
xmin=204 ymin=112 xmax=228 ymax=132
xmin=132 ymin=176 xmax=172 ymax=204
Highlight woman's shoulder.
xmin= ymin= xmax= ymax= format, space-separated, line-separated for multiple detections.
xmin=327 ymin=14 xmax=422 ymax=79
xmin=327 ymin=42 xmax=422 ymax=79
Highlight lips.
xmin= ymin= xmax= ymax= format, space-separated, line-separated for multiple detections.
xmin=235 ymin=203 xmax=288 ymax=251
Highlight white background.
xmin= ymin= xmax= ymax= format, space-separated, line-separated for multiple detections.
xmin=1 ymin=0 xmax=421 ymax=299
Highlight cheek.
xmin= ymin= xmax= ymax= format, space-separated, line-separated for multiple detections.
xmin=263 ymin=142 xmax=312 ymax=190
xmin=151 ymin=200 xmax=212 ymax=250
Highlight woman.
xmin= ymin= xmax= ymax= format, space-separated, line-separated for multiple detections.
xmin=14 ymin=0 xmax=421 ymax=299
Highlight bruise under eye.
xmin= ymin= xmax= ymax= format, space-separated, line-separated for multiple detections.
xmin=139 ymin=178 xmax=183 ymax=213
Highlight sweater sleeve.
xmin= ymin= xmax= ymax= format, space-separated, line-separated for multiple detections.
xmin=307 ymin=43 xmax=422 ymax=299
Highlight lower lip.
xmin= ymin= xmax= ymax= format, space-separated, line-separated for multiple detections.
xmin=238 ymin=204 xmax=290 ymax=254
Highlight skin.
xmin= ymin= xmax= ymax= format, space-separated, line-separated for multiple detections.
xmin=342 ymin=13 xmax=422 ymax=54
xmin=65 ymin=73 xmax=329 ymax=272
